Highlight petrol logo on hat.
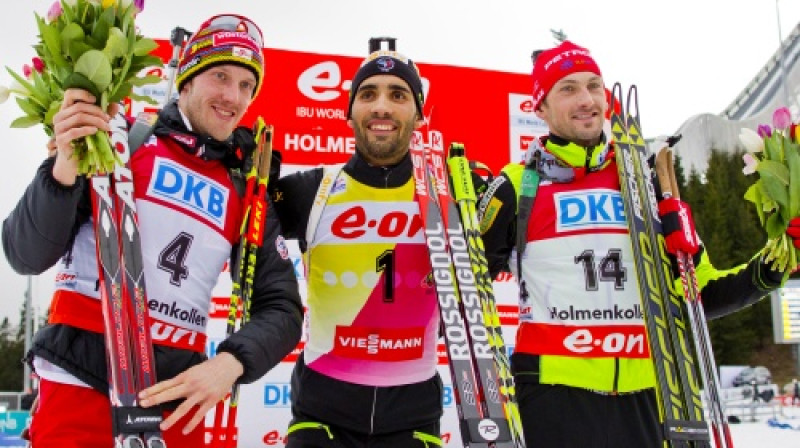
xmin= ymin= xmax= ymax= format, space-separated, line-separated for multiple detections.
xmin=376 ymin=57 xmax=396 ymax=72
xmin=560 ymin=60 xmax=576 ymax=71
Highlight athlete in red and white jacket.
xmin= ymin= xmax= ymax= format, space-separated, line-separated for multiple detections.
xmin=479 ymin=40 xmax=797 ymax=448
xmin=2 ymin=14 xmax=302 ymax=448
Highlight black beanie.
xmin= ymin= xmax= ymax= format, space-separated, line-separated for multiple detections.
xmin=346 ymin=50 xmax=425 ymax=118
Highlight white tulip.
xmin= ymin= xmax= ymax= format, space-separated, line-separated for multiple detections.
xmin=8 ymin=80 xmax=29 ymax=96
xmin=0 ymin=85 xmax=10 ymax=104
xmin=119 ymin=0 xmax=133 ymax=7
xmin=739 ymin=127 xmax=764 ymax=153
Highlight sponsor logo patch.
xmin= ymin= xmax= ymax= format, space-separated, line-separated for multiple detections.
xmin=555 ymin=189 xmax=626 ymax=232
xmin=479 ymin=197 xmax=502 ymax=234
xmin=147 ymin=157 xmax=229 ymax=228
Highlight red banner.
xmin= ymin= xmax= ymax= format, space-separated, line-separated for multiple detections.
xmin=142 ymin=42 xmax=544 ymax=174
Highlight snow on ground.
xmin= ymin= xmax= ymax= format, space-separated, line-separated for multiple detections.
xmin=725 ymin=399 xmax=800 ymax=447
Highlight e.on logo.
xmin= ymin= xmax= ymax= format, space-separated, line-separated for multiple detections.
xmin=519 ymin=99 xmax=534 ymax=113
xmin=564 ymin=328 xmax=648 ymax=357
xmin=297 ymin=61 xmax=431 ymax=102
xmin=331 ymin=206 xmax=423 ymax=241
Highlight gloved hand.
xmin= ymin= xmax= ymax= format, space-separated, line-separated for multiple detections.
xmin=658 ymin=198 xmax=700 ymax=255
xmin=787 ymin=217 xmax=800 ymax=249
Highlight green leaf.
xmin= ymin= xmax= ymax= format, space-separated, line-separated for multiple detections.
xmin=91 ymin=7 xmax=113 ymax=47
xmin=68 ymin=40 xmax=95 ymax=63
xmin=766 ymin=212 xmax=787 ymax=239
xmin=786 ymin=142 xmax=800 ymax=217
xmin=5 ymin=68 xmax=43 ymax=107
xmin=130 ymin=54 xmax=164 ymax=71
xmin=74 ymin=49 xmax=112 ymax=93
xmin=63 ymin=71 xmax=101 ymax=100
xmin=36 ymin=16 xmax=68 ymax=69
xmin=133 ymin=38 xmax=159 ymax=57
xmin=84 ymin=34 xmax=102 ymax=50
xmin=104 ymin=27 xmax=128 ymax=60
xmin=109 ymin=81 xmax=132 ymax=103
xmin=757 ymin=159 xmax=790 ymax=222
xmin=15 ymin=96 xmax=44 ymax=118
xmin=43 ymin=100 xmax=62 ymax=126
xmin=745 ymin=181 xmax=767 ymax=225
xmin=60 ymin=2 xmax=76 ymax=22
xmin=10 ymin=115 xmax=41 ymax=128
xmin=765 ymin=133 xmax=784 ymax=163
xmin=758 ymin=159 xmax=790 ymax=184
xmin=61 ymin=22 xmax=86 ymax=55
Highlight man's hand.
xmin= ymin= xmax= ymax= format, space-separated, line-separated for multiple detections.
xmin=138 ymin=352 xmax=244 ymax=435
xmin=658 ymin=197 xmax=700 ymax=255
xmin=50 ymin=88 xmax=119 ymax=185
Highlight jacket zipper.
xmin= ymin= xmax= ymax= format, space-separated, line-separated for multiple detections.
xmin=370 ymin=386 xmax=378 ymax=434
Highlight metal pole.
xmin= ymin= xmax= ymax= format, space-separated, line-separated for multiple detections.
xmin=776 ymin=0 xmax=790 ymax=109
xmin=23 ymin=276 xmax=32 ymax=392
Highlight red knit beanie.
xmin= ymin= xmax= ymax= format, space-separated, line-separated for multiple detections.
xmin=531 ymin=40 xmax=602 ymax=110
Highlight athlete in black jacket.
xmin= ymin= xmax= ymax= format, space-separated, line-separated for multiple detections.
xmin=271 ymin=51 xmax=444 ymax=448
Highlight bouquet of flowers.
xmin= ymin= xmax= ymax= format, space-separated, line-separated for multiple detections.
xmin=740 ymin=106 xmax=800 ymax=279
xmin=0 ymin=0 xmax=162 ymax=174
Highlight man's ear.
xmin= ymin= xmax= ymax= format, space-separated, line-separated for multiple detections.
xmin=347 ymin=119 xmax=354 ymax=129
xmin=534 ymin=104 xmax=546 ymax=120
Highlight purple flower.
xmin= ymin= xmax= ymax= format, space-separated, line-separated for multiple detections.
xmin=46 ymin=1 xmax=62 ymax=22
xmin=22 ymin=64 xmax=32 ymax=79
xmin=773 ymin=106 xmax=792 ymax=131
xmin=757 ymin=124 xmax=772 ymax=138
xmin=134 ymin=0 xmax=144 ymax=11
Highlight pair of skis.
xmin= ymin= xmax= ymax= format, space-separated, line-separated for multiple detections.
xmin=89 ymin=23 xmax=191 ymax=446
xmin=610 ymin=83 xmax=732 ymax=447
xmin=209 ymin=118 xmax=274 ymax=448
xmin=90 ymin=111 xmax=165 ymax=448
xmin=410 ymin=131 xmax=524 ymax=448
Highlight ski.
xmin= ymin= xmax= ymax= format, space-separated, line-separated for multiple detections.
xmin=655 ymin=146 xmax=734 ymax=448
xmin=446 ymin=141 xmax=524 ymax=446
xmin=410 ymin=131 xmax=514 ymax=448
xmin=91 ymin=110 xmax=165 ymax=448
xmin=212 ymin=119 xmax=274 ymax=448
xmin=609 ymin=82 xmax=710 ymax=447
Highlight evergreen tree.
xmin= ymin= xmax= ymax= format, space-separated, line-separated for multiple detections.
xmin=681 ymin=149 xmax=773 ymax=366
xmin=0 ymin=316 xmax=24 ymax=391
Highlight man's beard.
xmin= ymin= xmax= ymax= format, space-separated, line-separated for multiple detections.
xmin=353 ymin=122 xmax=414 ymax=164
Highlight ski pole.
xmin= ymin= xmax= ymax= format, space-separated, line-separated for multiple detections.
xmin=163 ymin=26 xmax=191 ymax=107
xmin=224 ymin=120 xmax=273 ymax=448
xmin=210 ymin=118 xmax=273 ymax=448
xmin=211 ymin=128 xmax=262 ymax=447
xmin=655 ymin=146 xmax=734 ymax=448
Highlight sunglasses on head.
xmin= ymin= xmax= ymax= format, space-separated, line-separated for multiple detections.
xmin=200 ymin=14 xmax=264 ymax=48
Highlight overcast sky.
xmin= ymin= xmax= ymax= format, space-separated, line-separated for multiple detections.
xmin=1 ymin=0 xmax=800 ymax=323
